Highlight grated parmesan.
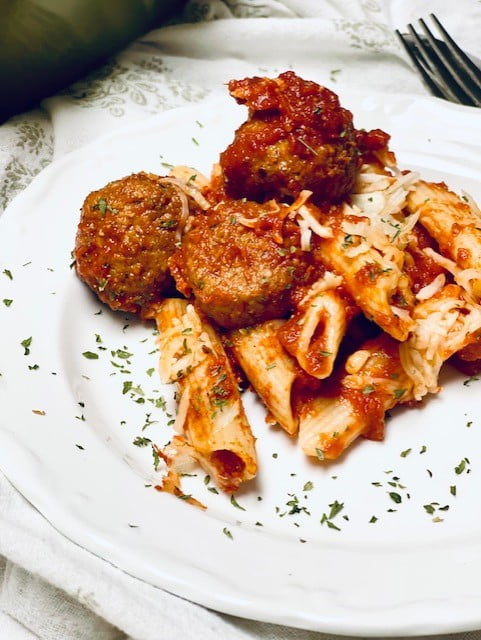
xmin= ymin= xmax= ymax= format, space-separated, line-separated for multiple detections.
xmin=399 ymin=287 xmax=481 ymax=400
xmin=415 ymin=274 xmax=446 ymax=301
xmin=423 ymin=247 xmax=481 ymax=302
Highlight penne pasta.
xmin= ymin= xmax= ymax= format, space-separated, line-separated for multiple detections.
xmin=406 ymin=180 xmax=481 ymax=298
xmin=154 ymin=298 xmax=257 ymax=493
xmin=155 ymin=436 xmax=207 ymax=509
xmin=230 ymin=320 xmax=299 ymax=435
xmin=298 ymin=333 xmax=411 ymax=460
xmin=317 ymin=165 xmax=420 ymax=341
xmin=299 ymin=284 xmax=481 ymax=460
xmin=319 ymin=212 xmax=414 ymax=341
xmin=399 ymin=284 xmax=481 ymax=399
xmin=277 ymin=272 xmax=349 ymax=380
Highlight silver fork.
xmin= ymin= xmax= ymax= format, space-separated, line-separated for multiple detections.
xmin=395 ymin=14 xmax=481 ymax=107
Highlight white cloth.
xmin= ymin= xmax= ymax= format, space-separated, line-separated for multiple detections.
xmin=1 ymin=1 xmax=481 ymax=638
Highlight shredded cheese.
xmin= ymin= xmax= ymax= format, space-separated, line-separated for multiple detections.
xmin=298 ymin=218 xmax=313 ymax=251
xmin=236 ymin=191 xmax=331 ymax=250
xmin=236 ymin=215 xmax=259 ymax=228
xmin=390 ymin=305 xmax=411 ymax=320
xmin=162 ymin=174 xmax=211 ymax=210
xmin=294 ymin=204 xmax=333 ymax=251
xmin=347 ymin=167 xmax=420 ymax=257
xmin=399 ymin=287 xmax=481 ymax=400
xmin=415 ymin=274 xmax=446 ymax=301
xmin=423 ymin=247 xmax=481 ymax=302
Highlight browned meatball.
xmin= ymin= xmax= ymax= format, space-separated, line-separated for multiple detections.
xmin=219 ymin=71 xmax=360 ymax=205
xmin=170 ymin=200 xmax=316 ymax=329
xmin=74 ymin=172 xmax=192 ymax=315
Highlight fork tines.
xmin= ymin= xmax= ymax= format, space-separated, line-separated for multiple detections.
xmin=396 ymin=14 xmax=481 ymax=107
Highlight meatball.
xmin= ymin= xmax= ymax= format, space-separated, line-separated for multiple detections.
xmin=170 ymin=199 xmax=316 ymax=329
xmin=74 ymin=172 xmax=192 ymax=315
xmin=219 ymin=71 xmax=359 ymax=205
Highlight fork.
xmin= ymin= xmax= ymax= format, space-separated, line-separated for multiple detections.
xmin=395 ymin=14 xmax=481 ymax=107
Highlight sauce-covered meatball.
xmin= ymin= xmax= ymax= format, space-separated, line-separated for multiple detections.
xmin=74 ymin=172 xmax=193 ymax=316
xmin=219 ymin=71 xmax=359 ymax=205
xmin=170 ymin=199 xmax=316 ymax=329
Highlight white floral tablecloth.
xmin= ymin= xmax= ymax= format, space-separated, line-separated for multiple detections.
xmin=1 ymin=1 xmax=481 ymax=638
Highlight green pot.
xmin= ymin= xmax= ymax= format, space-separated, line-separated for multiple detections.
xmin=0 ymin=0 xmax=185 ymax=121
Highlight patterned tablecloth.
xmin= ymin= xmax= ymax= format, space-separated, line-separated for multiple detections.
xmin=1 ymin=1 xmax=480 ymax=638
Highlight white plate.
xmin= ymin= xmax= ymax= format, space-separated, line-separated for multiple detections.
xmin=1 ymin=91 xmax=481 ymax=637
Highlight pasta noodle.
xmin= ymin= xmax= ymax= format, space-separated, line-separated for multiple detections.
xmin=317 ymin=165 xmax=420 ymax=341
xmin=299 ymin=284 xmax=481 ymax=460
xmin=276 ymin=272 xmax=347 ymax=380
xmin=155 ymin=298 xmax=257 ymax=493
xmin=298 ymin=333 xmax=412 ymax=460
xmin=399 ymin=284 xmax=481 ymax=399
xmin=229 ymin=320 xmax=299 ymax=435
xmin=406 ymin=180 xmax=481 ymax=298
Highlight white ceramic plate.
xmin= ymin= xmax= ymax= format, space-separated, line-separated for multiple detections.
xmin=1 ymin=91 xmax=481 ymax=636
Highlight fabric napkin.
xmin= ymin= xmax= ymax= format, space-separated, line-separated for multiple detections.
xmin=1 ymin=1 xmax=481 ymax=638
